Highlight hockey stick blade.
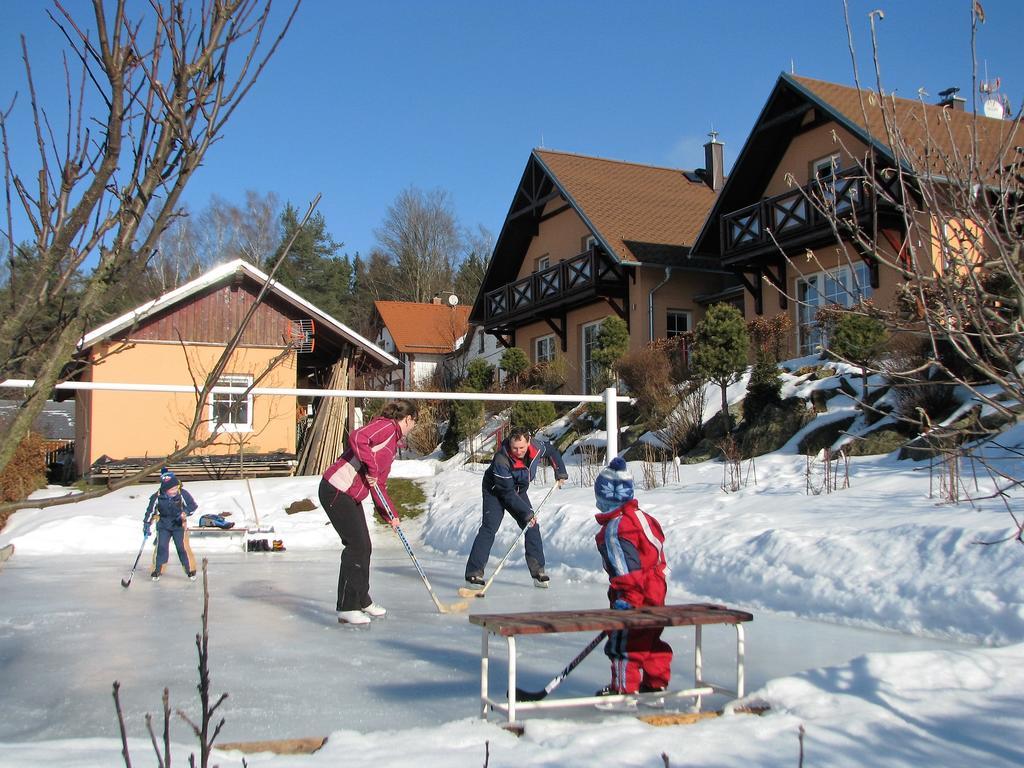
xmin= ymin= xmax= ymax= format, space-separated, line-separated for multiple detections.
xmin=439 ymin=600 xmax=470 ymax=613
xmin=513 ymin=687 xmax=548 ymax=702
xmin=457 ymin=586 xmax=485 ymax=599
xmin=120 ymin=578 xmax=131 ymax=588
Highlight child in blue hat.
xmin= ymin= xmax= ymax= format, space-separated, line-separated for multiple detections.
xmin=594 ymin=457 xmax=672 ymax=695
xmin=143 ymin=469 xmax=199 ymax=581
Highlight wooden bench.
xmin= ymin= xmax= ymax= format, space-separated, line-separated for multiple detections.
xmin=469 ymin=603 xmax=753 ymax=724
xmin=188 ymin=526 xmax=249 ymax=550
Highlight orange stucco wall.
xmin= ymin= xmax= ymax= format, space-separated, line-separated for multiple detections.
xmin=764 ymin=121 xmax=869 ymax=195
xmin=76 ymin=341 xmax=297 ymax=474
xmin=516 ymin=201 xmax=593 ymax=280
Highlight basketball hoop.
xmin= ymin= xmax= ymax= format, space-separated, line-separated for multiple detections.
xmin=285 ymin=318 xmax=315 ymax=353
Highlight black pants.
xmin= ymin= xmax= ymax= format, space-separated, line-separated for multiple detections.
xmin=319 ymin=479 xmax=372 ymax=612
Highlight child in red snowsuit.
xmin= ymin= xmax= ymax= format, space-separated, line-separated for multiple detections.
xmin=594 ymin=457 xmax=672 ymax=694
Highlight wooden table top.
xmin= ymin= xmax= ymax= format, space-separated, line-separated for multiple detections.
xmin=469 ymin=603 xmax=754 ymax=637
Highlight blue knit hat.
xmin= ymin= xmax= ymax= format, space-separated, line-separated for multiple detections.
xmin=159 ymin=469 xmax=180 ymax=493
xmin=594 ymin=457 xmax=634 ymax=513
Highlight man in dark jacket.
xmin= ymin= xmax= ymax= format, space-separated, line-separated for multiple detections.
xmin=465 ymin=426 xmax=567 ymax=588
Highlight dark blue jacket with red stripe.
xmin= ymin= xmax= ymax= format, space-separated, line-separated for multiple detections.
xmin=482 ymin=437 xmax=567 ymax=517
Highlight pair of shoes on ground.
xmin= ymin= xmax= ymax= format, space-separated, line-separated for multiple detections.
xmin=337 ymin=603 xmax=387 ymax=625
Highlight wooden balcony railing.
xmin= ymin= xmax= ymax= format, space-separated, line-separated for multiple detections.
xmin=484 ymin=247 xmax=617 ymax=322
xmin=721 ymin=169 xmax=896 ymax=259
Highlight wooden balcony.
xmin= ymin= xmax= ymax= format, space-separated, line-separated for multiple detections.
xmin=483 ymin=247 xmax=623 ymax=325
xmin=720 ymin=169 xmax=899 ymax=264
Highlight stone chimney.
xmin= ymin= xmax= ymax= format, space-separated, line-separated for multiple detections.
xmin=703 ymin=131 xmax=724 ymax=191
xmin=938 ymin=86 xmax=966 ymax=111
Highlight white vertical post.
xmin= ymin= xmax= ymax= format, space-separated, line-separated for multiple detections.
xmin=604 ymin=386 xmax=618 ymax=462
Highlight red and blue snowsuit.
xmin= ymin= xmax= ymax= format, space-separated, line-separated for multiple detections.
xmin=595 ymin=499 xmax=672 ymax=693
xmin=319 ymin=416 xmax=403 ymax=612
xmin=465 ymin=437 xmax=568 ymax=579
xmin=144 ymin=487 xmax=198 ymax=576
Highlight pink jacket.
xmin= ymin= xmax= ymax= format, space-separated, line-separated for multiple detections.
xmin=322 ymin=416 xmax=403 ymax=521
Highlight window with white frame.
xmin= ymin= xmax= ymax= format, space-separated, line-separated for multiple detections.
xmin=666 ymin=310 xmax=690 ymax=338
xmin=209 ymin=374 xmax=253 ymax=433
xmin=535 ymin=334 xmax=556 ymax=364
xmin=581 ymin=319 xmax=603 ymax=394
xmin=583 ymin=235 xmax=598 ymax=252
xmin=477 ymin=329 xmax=485 ymax=353
xmin=535 ymin=255 xmax=550 ymax=272
xmin=796 ymin=262 xmax=873 ymax=355
xmin=812 ymin=153 xmax=840 ymax=184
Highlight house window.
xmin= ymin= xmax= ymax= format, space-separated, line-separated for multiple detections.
xmin=812 ymin=154 xmax=840 ymax=184
xmin=209 ymin=375 xmax=253 ymax=433
xmin=535 ymin=255 xmax=550 ymax=272
xmin=477 ymin=329 xmax=485 ymax=353
xmin=666 ymin=310 xmax=690 ymax=338
xmin=583 ymin=235 xmax=598 ymax=252
xmin=581 ymin=319 xmax=604 ymax=394
xmin=535 ymin=334 xmax=556 ymax=364
xmin=796 ymin=263 xmax=873 ymax=355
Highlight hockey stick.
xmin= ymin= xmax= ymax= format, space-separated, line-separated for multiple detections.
xmin=120 ymin=534 xmax=150 ymax=589
xmin=394 ymin=524 xmax=469 ymax=614
xmin=458 ymin=484 xmax=559 ymax=599
xmin=514 ymin=631 xmax=606 ymax=702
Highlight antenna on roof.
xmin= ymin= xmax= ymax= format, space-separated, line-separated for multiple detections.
xmin=540 ymin=130 xmax=545 ymax=148
xmin=791 ymin=58 xmax=795 ymax=74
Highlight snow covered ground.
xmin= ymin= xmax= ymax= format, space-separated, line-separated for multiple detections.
xmin=1 ymin=428 xmax=1024 ymax=766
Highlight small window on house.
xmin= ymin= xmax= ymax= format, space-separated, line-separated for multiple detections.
xmin=535 ymin=255 xmax=550 ymax=272
xmin=535 ymin=334 xmax=556 ymax=364
xmin=209 ymin=375 xmax=253 ymax=433
xmin=583 ymin=235 xmax=598 ymax=252
xmin=477 ymin=330 xmax=485 ymax=353
xmin=666 ymin=310 xmax=690 ymax=338
xmin=812 ymin=154 xmax=840 ymax=183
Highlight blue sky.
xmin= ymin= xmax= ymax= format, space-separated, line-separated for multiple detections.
xmin=2 ymin=1 xmax=1022 ymax=264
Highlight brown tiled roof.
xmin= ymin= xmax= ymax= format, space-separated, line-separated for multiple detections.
xmin=374 ymin=301 xmax=470 ymax=354
xmin=791 ymin=74 xmax=1021 ymax=183
xmin=534 ymin=149 xmax=719 ymax=264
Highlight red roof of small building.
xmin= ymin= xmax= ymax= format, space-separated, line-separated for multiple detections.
xmin=374 ymin=301 xmax=471 ymax=354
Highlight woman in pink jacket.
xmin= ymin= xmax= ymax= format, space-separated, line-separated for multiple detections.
xmin=319 ymin=399 xmax=418 ymax=625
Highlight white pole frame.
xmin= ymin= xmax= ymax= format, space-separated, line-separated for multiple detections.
xmin=2 ymin=381 xmax=630 ymax=461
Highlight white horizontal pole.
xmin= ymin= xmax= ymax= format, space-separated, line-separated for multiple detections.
xmin=1 ymin=379 xmax=630 ymax=404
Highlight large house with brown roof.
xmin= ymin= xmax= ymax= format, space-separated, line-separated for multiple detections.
xmin=692 ymin=72 xmax=1021 ymax=357
xmin=373 ymin=299 xmax=471 ymax=390
xmin=74 ymin=260 xmax=398 ymax=479
xmin=470 ymin=143 xmax=740 ymax=393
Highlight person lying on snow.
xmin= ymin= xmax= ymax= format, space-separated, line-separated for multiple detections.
xmin=593 ymin=457 xmax=672 ymax=696
xmin=143 ymin=469 xmax=198 ymax=582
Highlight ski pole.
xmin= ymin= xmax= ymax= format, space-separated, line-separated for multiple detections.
xmin=459 ymin=484 xmax=559 ymax=599
xmin=120 ymin=534 xmax=150 ymax=589
xmin=514 ymin=631 xmax=606 ymax=702
xmin=393 ymin=524 xmax=469 ymax=614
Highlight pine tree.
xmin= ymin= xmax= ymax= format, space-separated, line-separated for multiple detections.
xmin=267 ymin=205 xmax=352 ymax=322
xmin=827 ymin=311 xmax=887 ymax=401
xmin=691 ymin=303 xmax=749 ymax=433
xmin=592 ymin=316 xmax=630 ymax=390
xmin=500 ymin=347 xmax=529 ymax=389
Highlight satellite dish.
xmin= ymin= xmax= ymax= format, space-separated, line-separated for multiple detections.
xmin=447 ymin=293 xmax=459 ymax=307
xmin=983 ymin=98 xmax=1005 ymax=119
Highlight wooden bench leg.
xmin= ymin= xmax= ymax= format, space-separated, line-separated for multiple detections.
xmin=480 ymin=629 xmax=490 ymax=719
xmin=736 ymin=623 xmax=746 ymax=698
xmin=694 ymin=624 xmax=704 ymax=711
xmin=507 ymin=636 xmax=517 ymax=724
